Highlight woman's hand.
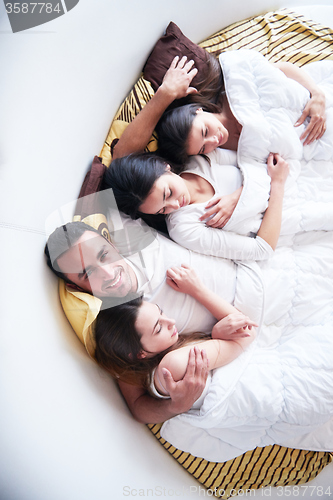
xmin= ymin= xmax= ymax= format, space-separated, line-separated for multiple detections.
xmin=199 ymin=187 xmax=242 ymax=228
xmin=166 ymin=264 xmax=202 ymax=296
xmin=159 ymin=56 xmax=198 ymax=101
xmin=295 ymin=90 xmax=326 ymax=146
xmin=266 ymin=153 xmax=289 ymax=185
xmin=212 ymin=313 xmax=258 ymax=340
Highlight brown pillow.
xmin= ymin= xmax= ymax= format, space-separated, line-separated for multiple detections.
xmin=74 ymin=155 xmax=110 ymax=239
xmin=75 ymin=156 xmax=106 ymax=219
xmin=143 ymin=21 xmax=209 ymax=91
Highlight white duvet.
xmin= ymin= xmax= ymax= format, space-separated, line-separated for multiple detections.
xmin=160 ymin=50 xmax=333 ymax=462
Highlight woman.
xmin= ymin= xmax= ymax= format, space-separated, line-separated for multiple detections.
xmin=94 ymin=264 xmax=257 ymax=404
xmin=103 ymin=150 xmax=289 ymax=261
xmin=111 ymin=54 xmax=327 ymax=230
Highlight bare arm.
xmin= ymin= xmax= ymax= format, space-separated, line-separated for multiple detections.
xmin=167 ymin=264 xmax=257 ymax=339
xmin=112 ymin=56 xmax=198 ymax=160
xmin=256 ymin=153 xmax=289 ymax=251
xmin=274 ymin=61 xmax=326 ymax=145
xmin=117 ymin=346 xmax=209 ymax=424
xmin=156 ymin=334 xmax=254 ymax=395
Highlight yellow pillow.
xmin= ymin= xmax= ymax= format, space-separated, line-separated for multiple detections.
xmin=59 ymin=280 xmax=101 ymax=358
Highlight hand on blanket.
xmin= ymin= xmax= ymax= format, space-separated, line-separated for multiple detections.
xmin=163 ymin=346 xmax=209 ymax=414
xmin=267 ymin=153 xmax=289 ymax=184
xmin=166 ymin=264 xmax=202 ymax=295
xmin=160 ymin=56 xmax=198 ymax=101
xmin=295 ymin=90 xmax=326 ymax=146
xmin=212 ymin=313 xmax=258 ymax=339
xmin=199 ymin=187 xmax=243 ymax=228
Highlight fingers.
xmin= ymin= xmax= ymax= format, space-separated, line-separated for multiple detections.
xmin=169 ymin=56 xmax=179 ymax=69
xmin=294 ymin=110 xmax=307 ymax=127
xmin=301 ymin=119 xmax=326 ymax=145
xmin=162 ymin=367 xmax=176 ymax=392
xmin=206 ymin=214 xmax=229 ymax=228
xmin=166 ymin=276 xmax=179 ymax=290
xmin=192 ymin=346 xmax=209 ymax=377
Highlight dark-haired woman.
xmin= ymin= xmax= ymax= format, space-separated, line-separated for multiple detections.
xmin=94 ymin=264 xmax=256 ymax=402
xmin=103 ymin=150 xmax=289 ymax=261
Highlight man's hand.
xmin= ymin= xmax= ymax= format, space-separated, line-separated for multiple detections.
xmin=162 ymin=346 xmax=209 ymax=414
xmin=159 ymin=56 xmax=198 ymax=101
xmin=212 ymin=313 xmax=258 ymax=340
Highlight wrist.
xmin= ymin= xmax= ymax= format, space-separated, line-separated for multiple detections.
xmin=270 ymin=179 xmax=286 ymax=191
xmin=310 ymin=87 xmax=325 ymax=102
xmin=156 ymin=83 xmax=178 ymax=105
xmin=167 ymin=397 xmax=189 ymax=416
xmin=189 ymin=283 xmax=208 ymax=301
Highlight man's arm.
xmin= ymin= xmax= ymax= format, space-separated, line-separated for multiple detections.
xmin=112 ymin=56 xmax=198 ymax=160
xmin=117 ymin=347 xmax=209 ymax=424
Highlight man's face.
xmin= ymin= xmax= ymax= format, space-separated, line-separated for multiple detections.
xmin=56 ymin=231 xmax=137 ymax=298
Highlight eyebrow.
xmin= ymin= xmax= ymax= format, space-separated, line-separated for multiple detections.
xmin=152 ymin=304 xmax=162 ymax=334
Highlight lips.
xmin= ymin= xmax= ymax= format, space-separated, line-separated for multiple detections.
xmin=171 ymin=327 xmax=178 ymax=338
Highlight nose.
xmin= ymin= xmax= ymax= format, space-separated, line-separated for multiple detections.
xmin=168 ymin=199 xmax=180 ymax=211
xmin=207 ymin=135 xmax=219 ymax=147
xmin=99 ymin=263 xmax=116 ymax=280
xmin=165 ymin=317 xmax=176 ymax=329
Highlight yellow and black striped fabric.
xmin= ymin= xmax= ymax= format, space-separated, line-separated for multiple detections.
xmin=148 ymin=424 xmax=332 ymax=499
xmin=99 ymin=7 xmax=333 ymax=496
xmin=100 ymin=8 xmax=333 ymax=167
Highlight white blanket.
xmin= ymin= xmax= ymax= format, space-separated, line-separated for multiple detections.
xmin=160 ymin=50 xmax=333 ymax=462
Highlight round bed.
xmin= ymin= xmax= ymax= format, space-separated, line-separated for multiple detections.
xmin=1 ymin=1 xmax=333 ymax=499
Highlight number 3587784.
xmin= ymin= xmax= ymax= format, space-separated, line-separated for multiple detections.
xmin=5 ymin=3 xmax=61 ymax=14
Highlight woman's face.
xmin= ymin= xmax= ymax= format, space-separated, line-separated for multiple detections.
xmin=187 ymin=108 xmax=229 ymax=156
xmin=139 ymin=166 xmax=190 ymax=215
xmin=135 ymin=301 xmax=178 ymax=356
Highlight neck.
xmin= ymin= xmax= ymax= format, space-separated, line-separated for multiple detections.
xmin=180 ymin=176 xmax=197 ymax=204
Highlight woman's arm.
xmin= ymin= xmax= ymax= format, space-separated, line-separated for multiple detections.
xmin=273 ymin=61 xmax=326 ymax=145
xmin=167 ymin=264 xmax=257 ymax=336
xmin=156 ymin=335 xmax=254 ymax=395
xmin=112 ymin=56 xmax=198 ymax=160
xmin=256 ymin=153 xmax=288 ymax=251
xmin=167 ymin=153 xmax=288 ymax=261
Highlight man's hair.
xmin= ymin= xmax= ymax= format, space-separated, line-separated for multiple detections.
xmin=44 ymin=221 xmax=100 ymax=284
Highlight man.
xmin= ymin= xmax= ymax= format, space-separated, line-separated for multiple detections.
xmin=45 ymin=212 xmax=239 ymax=424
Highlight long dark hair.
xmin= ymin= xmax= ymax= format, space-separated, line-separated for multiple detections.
xmin=102 ymin=152 xmax=170 ymax=230
xmin=94 ymin=297 xmax=206 ymax=387
xmin=156 ymin=52 xmax=225 ymax=168
xmin=157 ymin=101 xmax=221 ymax=167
